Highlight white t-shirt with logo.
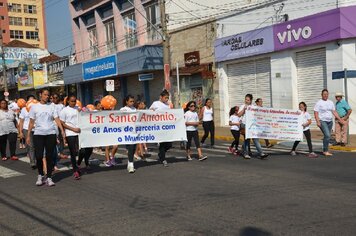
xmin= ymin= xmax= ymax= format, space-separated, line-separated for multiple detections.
xmin=19 ymin=107 xmax=30 ymax=130
xmin=29 ymin=103 xmax=58 ymax=135
xmin=314 ymin=99 xmax=335 ymax=122
xmin=301 ymin=111 xmax=312 ymax=131
xmin=120 ymin=106 xmax=137 ymax=112
xmin=185 ymin=110 xmax=199 ymax=131
xmin=59 ymin=106 xmax=79 ymax=137
xmin=150 ymin=101 xmax=170 ymax=111
xmin=202 ymin=106 xmax=213 ymax=122
xmin=229 ymin=114 xmax=241 ymax=131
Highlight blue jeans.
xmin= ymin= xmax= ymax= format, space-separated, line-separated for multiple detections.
xmin=320 ymin=121 xmax=333 ymax=152
xmin=243 ymin=138 xmax=263 ymax=155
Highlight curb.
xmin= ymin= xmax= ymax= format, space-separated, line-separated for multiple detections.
xmin=198 ymin=132 xmax=356 ymax=152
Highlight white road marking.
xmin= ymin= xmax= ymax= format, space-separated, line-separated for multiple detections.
xmin=0 ymin=165 xmax=25 ymax=179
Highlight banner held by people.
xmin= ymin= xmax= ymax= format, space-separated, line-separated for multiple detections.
xmin=246 ymin=106 xmax=303 ymax=141
xmin=79 ymin=109 xmax=187 ymax=148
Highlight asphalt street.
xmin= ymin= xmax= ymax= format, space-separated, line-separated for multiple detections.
xmin=0 ymin=141 xmax=355 ymax=236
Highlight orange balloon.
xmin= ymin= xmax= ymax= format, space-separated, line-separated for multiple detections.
xmin=75 ymin=100 xmax=82 ymax=109
xmin=26 ymin=99 xmax=38 ymax=112
xmin=101 ymin=95 xmax=117 ymax=110
xmin=17 ymin=98 xmax=26 ymax=108
xmin=86 ymin=104 xmax=95 ymax=111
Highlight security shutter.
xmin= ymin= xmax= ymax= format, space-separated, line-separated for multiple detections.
xmin=296 ymin=48 xmax=327 ymax=129
xmin=227 ymin=58 xmax=271 ymax=108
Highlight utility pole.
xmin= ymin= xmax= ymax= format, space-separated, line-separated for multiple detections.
xmin=159 ymin=0 xmax=171 ymax=91
xmin=0 ymin=27 xmax=8 ymax=100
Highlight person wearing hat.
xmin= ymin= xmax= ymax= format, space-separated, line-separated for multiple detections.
xmin=334 ymin=92 xmax=352 ymax=146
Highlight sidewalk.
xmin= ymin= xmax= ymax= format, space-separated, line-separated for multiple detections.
xmin=198 ymin=127 xmax=356 ymax=152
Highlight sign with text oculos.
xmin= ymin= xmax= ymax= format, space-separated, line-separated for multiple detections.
xmin=82 ymin=55 xmax=118 ymax=81
xmin=78 ymin=109 xmax=187 ymax=148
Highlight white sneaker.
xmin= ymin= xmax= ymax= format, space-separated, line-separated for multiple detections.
xmin=291 ymin=151 xmax=297 ymax=156
xmin=127 ymin=162 xmax=135 ymax=173
xmin=46 ymin=178 xmax=55 ymax=187
xmin=36 ymin=175 xmax=44 ymax=186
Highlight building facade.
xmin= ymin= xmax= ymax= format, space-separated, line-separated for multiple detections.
xmin=215 ymin=0 xmax=356 ymax=134
xmin=0 ymin=0 xmax=47 ymax=48
xmin=65 ymin=0 xmax=165 ymax=106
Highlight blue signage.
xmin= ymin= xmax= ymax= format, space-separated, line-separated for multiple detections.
xmin=83 ymin=55 xmax=118 ymax=81
xmin=138 ymin=73 xmax=154 ymax=81
xmin=332 ymin=70 xmax=356 ymax=80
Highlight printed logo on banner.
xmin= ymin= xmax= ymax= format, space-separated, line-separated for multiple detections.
xmin=82 ymin=55 xmax=118 ymax=81
xmin=78 ymin=109 xmax=187 ymax=148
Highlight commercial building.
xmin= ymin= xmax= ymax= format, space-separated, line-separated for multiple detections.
xmin=215 ymin=1 xmax=356 ymax=134
xmin=1 ymin=0 xmax=47 ymax=48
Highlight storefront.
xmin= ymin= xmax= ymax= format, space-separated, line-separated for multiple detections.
xmin=215 ymin=6 xmax=356 ymax=134
xmin=63 ymin=45 xmax=164 ymax=107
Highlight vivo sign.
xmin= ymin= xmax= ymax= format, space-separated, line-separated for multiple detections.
xmin=277 ymin=25 xmax=312 ymax=44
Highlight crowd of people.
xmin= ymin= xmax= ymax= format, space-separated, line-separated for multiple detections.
xmin=0 ymin=88 xmax=352 ymax=187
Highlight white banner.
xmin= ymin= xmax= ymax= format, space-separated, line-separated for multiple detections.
xmin=245 ymin=106 xmax=303 ymax=141
xmin=78 ymin=109 xmax=187 ymax=148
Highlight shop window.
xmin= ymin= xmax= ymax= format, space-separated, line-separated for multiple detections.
xmin=88 ymin=27 xmax=99 ymax=58
xmin=123 ymin=12 xmax=137 ymax=49
xmin=10 ymin=30 xmax=23 ymax=39
xmin=145 ymin=3 xmax=161 ymax=42
xmin=105 ymin=20 xmax=116 ymax=54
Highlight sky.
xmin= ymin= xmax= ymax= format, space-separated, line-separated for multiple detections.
xmin=45 ymin=0 xmax=73 ymax=57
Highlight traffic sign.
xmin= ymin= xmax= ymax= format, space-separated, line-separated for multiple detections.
xmin=332 ymin=70 xmax=356 ymax=80
xmin=106 ymin=80 xmax=115 ymax=92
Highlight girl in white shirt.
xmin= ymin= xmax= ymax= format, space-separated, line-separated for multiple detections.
xmin=59 ymin=94 xmax=82 ymax=180
xmin=199 ymin=98 xmax=215 ymax=148
xmin=184 ymin=101 xmax=207 ymax=161
xmin=291 ymin=102 xmax=318 ymax=158
xmin=0 ymin=99 xmax=16 ymax=161
xmin=228 ymin=106 xmax=241 ymax=155
xmin=121 ymin=95 xmax=137 ymax=173
xmin=27 ymin=89 xmax=65 ymax=187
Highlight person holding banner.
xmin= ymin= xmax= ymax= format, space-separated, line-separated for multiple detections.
xmin=150 ymin=89 xmax=172 ymax=167
xmin=314 ymin=89 xmax=345 ymax=156
xmin=238 ymin=94 xmax=269 ymax=159
xmin=228 ymin=106 xmax=241 ymax=155
xmin=184 ymin=101 xmax=208 ymax=161
xmin=291 ymin=102 xmax=318 ymax=158
xmin=135 ymin=101 xmax=149 ymax=160
xmin=59 ymin=94 xmax=82 ymax=180
xmin=121 ymin=95 xmax=137 ymax=173
xmin=27 ymin=89 xmax=66 ymax=187
xmin=255 ymin=98 xmax=273 ymax=148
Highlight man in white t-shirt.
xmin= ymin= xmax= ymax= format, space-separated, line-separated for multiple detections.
xmin=314 ymin=89 xmax=345 ymax=156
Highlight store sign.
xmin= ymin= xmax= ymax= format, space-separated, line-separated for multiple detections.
xmin=215 ymin=6 xmax=356 ymax=62
xmin=184 ymin=51 xmax=200 ymax=66
xmin=1 ymin=47 xmax=50 ymax=68
xmin=17 ymin=62 xmax=34 ymax=91
xmin=82 ymin=55 xmax=118 ymax=81
xmin=215 ymin=27 xmax=274 ymax=62
xmin=47 ymin=58 xmax=69 ymax=82
xmin=138 ymin=73 xmax=154 ymax=81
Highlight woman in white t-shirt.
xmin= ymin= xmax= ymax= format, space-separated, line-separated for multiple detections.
xmin=19 ymin=95 xmax=36 ymax=168
xmin=121 ymin=95 xmax=137 ymax=173
xmin=0 ymin=99 xmax=17 ymax=161
xmin=314 ymin=89 xmax=345 ymax=156
xmin=199 ymin=98 xmax=215 ymax=148
xmin=59 ymin=94 xmax=82 ymax=180
xmin=228 ymin=106 xmax=241 ymax=155
xmin=27 ymin=89 xmax=65 ymax=187
xmin=184 ymin=101 xmax=207 ymax=161
xmin=291 ymin=102 xmax=318 ymax=158
xmin=149 ymin=89 xmax=172 ymax=167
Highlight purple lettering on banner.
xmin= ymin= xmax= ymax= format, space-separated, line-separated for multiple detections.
xmin=215 ymin=26 xmax=274 ymax=62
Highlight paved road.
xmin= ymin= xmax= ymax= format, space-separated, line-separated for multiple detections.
xmin=0 ymin=142 xmax=355 ymax=235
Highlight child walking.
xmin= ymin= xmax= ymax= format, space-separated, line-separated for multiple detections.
xmin=228 ymin=106 xmax=241 ymax=155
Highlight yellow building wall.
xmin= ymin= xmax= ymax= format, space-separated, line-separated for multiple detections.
xmin=8 ymin=0 xmax=47 ymax=49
